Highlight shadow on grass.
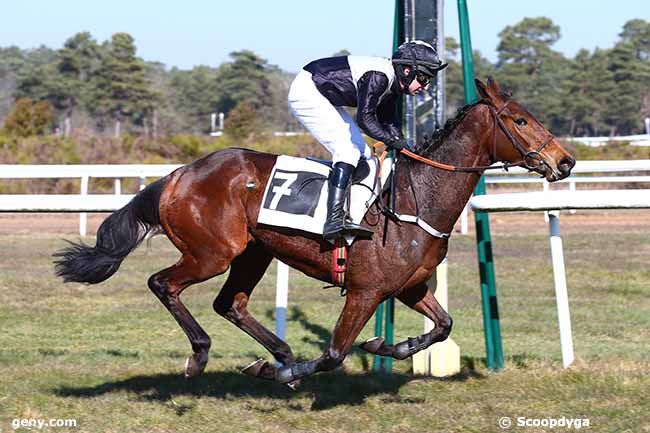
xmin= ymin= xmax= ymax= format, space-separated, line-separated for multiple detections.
xmin=54 ymin=306 xmax=487 ymax=410
xmin=265 ymin=305 xmax=332 ymax=352
xmin=54 ymin=365 xmax=485 ymax=410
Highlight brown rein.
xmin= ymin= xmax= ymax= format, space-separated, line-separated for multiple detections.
xmin=394 ymin=100 xmax=554 ymax=173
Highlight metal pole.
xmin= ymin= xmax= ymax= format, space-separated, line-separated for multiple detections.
xmin=457 ymin=0 xmax=503 ymax=371
xmin=435 ymin=0 xmax=445 ymax=129
xmin=372 ymin=302 xmax=385 ymax=371
xmin=373 ymin=0 xmax=404 ymax=373
xmin=548 ymin=211 xmax=575 ymax=368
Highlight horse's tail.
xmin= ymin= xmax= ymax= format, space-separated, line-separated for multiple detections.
xmin=54 ymin=177 xmax=168 ymax=284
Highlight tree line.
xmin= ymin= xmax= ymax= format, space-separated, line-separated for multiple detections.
xmin=1 ymin=17 xmax=649 ymax=141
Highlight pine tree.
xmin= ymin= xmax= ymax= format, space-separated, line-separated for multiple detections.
xmin=167 ymin=65 xmax=221 ymax=134
xmin=216 ymin=50 xmax=274 ymax=125
xmin=91 ymin=33 xmax=158 ymax=136
xmin=495 ymin=17 xmax=570 ymax=132
xmin=56 ymin=32 xmax=102 ymax=135
xmin=561 ymin=49 xmax=614 ymax=136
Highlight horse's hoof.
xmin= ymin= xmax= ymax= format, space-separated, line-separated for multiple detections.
xmin=359 ymin=336 xmax=385 ymax=354
xmin=242 ymin=359 xmax=276 ymax=380
xmin=184 ymin=352 xmax=208 ymax=379
xmin=285 ymin=379 xmax=301 ymax=391
xmin=242 ymin=359 xmax=266 ymax=377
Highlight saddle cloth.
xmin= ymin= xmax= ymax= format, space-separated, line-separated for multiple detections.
xmin=257 ymin=155 xmax=393 ymax=237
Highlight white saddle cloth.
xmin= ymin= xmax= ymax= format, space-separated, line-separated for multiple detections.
xmin=257 ymin=155 xmax=393 ymax=238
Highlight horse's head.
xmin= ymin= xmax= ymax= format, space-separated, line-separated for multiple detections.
xmin=475 ymin=77 xmax=575 ymax=181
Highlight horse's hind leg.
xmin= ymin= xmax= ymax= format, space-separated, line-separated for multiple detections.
xmin=359 ymin=284 xmax=452 ymax=360
xmin=148 ymin=254 xmax=230 ymax=379
xmin=212 ymin=243 xmax=298 ymax=380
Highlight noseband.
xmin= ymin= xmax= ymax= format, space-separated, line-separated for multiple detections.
xmin=399 ymin=99 xmax=555 ymax=174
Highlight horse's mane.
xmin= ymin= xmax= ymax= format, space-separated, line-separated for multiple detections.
xmin=415 ymin=100 xmax=483 ymax=155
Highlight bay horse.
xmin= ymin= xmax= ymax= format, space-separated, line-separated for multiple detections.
xmin=54 ymin=78 xmax=575 ymax=387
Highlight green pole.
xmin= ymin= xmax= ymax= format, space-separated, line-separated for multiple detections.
xmin=373 ymin=0 xmax=403 ymax=373
xmin=372 ymin=301 xmax=384 ymax=371
xmin=457 ymin=0 xmax=504 ymax=371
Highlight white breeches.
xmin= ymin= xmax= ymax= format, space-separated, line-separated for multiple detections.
xmin=288 ymin=70 xmax=372 ymax=167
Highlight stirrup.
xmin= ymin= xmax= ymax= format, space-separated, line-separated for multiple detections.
xmin=342 ymin=221 xmax=373 ymax=238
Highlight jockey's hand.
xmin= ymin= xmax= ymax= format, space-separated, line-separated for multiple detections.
xmin=386 ymin=137 xmax=407 ymax=151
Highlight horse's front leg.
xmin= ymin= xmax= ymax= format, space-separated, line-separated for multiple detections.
xmin=359 ymin=284 xmax=452 ymax=360
xmin=252 ymin=291 xmax=379 ymax=384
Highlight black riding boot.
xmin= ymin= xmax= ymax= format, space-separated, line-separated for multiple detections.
xmin=323 ymin=162 xmax=374 ymax=242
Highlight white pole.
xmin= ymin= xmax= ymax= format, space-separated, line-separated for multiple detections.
xmin=139 ymin=176 xmax=146 ymax=191
xmin=548 ymin=211 xmax=574 ymax=368
xmin=275 ymin=260 xmax=289 ymax=341
xmin=460 ymin=203 xmax=469 ymax=234
xmin=114 ymin=179 xmax=121 ymax=195
xmin=543 ymin=182 xmax=550 ymax=222
xmin=210 ymin=113 xmax=217 ymax=133
xmin=79 ymin=176 xmax=89 ymax=236
xmin=413 ymin=257 xmax=460 ymax=376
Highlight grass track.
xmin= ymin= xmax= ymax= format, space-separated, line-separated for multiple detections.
xmin=0 ymin=212 xmax=648 ymax=432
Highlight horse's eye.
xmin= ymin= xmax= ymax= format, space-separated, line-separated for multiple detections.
xmin=515 ymin=118 xmax=527 ymax=126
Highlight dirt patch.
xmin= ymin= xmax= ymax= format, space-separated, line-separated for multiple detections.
xmin=0 ymin=213 xmax=110 ymax=235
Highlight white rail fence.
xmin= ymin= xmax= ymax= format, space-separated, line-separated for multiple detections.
xmin=457 ymin=159 xmax=650 ymax=233
xmin=3 ymin=160 xmax=650 ymax=236
xmin=1 ymin=162 xmax=648 ymax=373
xmin=566 ymin=133 xmax=650 ymax=147
xmin=470 ymin=189 xmax=650 ymax=368
xmin=0 ymin=164 xmax=181 ymax=235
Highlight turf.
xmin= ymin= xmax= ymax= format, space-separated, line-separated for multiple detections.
xmin=0 ymin=212 xmax=648 ymax=433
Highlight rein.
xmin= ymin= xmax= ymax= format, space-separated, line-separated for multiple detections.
xmin=398 ymin=100 xmax=554 ymax=174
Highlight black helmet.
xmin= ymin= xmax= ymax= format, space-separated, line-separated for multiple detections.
xmin=392 ymin=40 xmax=448 ymax=87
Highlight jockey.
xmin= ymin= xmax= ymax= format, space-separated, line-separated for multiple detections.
xmin=288 ymin=40 xmax=447 ymax=242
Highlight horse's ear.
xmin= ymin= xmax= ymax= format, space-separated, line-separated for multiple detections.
xmin=475 ymin=79 xmax=491 ymax=100
xmin=487 ymin=76 xmax=502 ymax=93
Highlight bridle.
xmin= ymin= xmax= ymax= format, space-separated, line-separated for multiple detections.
xmin=398 ymin=99 xmax=555 ymax=174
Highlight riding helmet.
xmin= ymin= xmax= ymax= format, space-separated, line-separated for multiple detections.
xmin=392 ymin=40 xmax=448 ymax=87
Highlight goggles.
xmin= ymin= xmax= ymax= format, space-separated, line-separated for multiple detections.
xmin=416 ymin=71 xmax=433 ymax=86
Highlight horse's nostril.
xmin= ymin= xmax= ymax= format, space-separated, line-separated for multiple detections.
xmin=558 ymin=156 xmax=576 ymax=174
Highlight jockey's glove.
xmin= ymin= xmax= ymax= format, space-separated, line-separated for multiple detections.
xmin=386 ymin=137 xmax=407 ymax=151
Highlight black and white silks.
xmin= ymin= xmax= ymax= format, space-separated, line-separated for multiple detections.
xmin=288 ymin=56 xmax=402 ymax=167
xmin=303 ymin=56 xmax=401 ymax=145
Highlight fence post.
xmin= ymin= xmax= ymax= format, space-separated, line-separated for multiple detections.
xmin=543 ymin=182 xmax=550 ymax=222
xmin=412 ymin=257 xmax=460 ymax=376
xmin=275 ymin=260 xmax=289 ymax=342
xmin=458 ymin=203 xmax=469 ymax=234
xmin=79 ymin=176 xmax=89 ymax=236
xmin=548 ymin=211 xmax=575 ymax=368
